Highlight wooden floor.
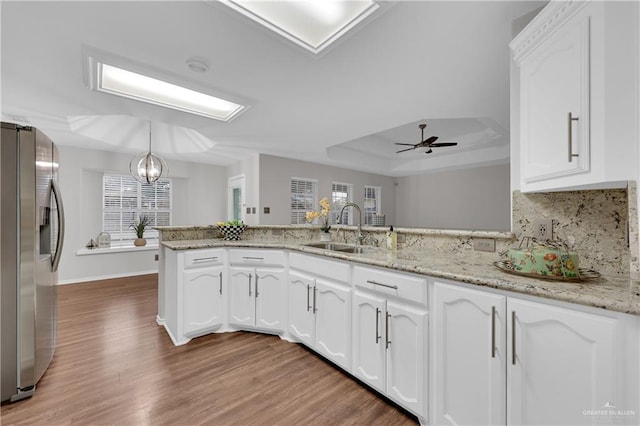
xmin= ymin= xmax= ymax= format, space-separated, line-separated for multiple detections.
xmin=1 ymin=274 xmax=417 ymax=425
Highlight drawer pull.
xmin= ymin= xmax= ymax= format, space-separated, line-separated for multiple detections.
xmin=193 ymin=256 xmax=218 ymax=262
xmin=367 ymin=280 xmax=398 ymax=290
xmin=567 ymin=112 xmax=580 ymax=162
xmin=242 ymin=256 xmax=264 ymax=261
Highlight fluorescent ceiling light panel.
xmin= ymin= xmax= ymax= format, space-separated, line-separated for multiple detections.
xmin=96 ymin=63 xmax=245 ymax=122
xmin=223 ymin=0 xmax=379 ymax=53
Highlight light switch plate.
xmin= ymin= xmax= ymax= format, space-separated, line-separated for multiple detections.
xmin=473 ymin=238 xmax=495 ymax=252
xmin=533 ymin=219 xmax=553 ymax=240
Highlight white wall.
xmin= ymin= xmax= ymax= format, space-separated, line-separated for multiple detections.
xmin=57 ymin=145 xmax=227 ymax=284
xmin=257 ymin=154 xmax=396 ymax=226
xmin=394 ymin=164 xmax=511 ymax=231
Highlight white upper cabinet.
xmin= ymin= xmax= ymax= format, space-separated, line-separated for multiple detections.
xmin=511 ymin=1 xmax=638 ymax=192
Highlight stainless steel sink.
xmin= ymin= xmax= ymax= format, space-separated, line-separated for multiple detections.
xmin=304 ymin=242 xmax=375 ymax=254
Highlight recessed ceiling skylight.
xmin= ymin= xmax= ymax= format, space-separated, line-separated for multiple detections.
xmin=222 ymin=0 xmax=379 ymax=54
xmin=94 ymin=63 xmax=246 ymax=122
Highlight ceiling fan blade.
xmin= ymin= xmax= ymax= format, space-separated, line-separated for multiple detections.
xmin=430 ymin=142 xmax=458 ymax=147
xmin=395 ymin=147 xmax=416 ymax=153
xmin=423 ymin=136 xmax=439 ymax=145
xmin=394 ymin=142 xmax=417 ymax=146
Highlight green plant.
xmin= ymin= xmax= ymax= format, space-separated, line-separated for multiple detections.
xmin=217 ymin=220 xmax=244 ymax=227
xmin=131 ymin=215 xmax=152 ymax=238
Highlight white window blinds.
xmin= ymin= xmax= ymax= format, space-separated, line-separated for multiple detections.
xmin=103 ymin=174 xmax=171 ymax=245
xmin=364 ymin=186 xmax=381 ymax=225
xmin=331 ymin=182 xmax=352 ymax=225
xmin=291 ymin=178 xmax=316 ymax=224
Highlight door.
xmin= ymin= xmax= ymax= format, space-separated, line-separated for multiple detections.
xmin=520 ymin=9 xmax=590 ymax=183
xmin=508 ymin=298 xmax=617 ymax=425
xmin=314 ymin=278 xmax=351 ymax=370
xmin=183 ymin=266 xmax=224 ymax=336
xmin=288 ymin=271 xmax=314 ymax=347
xmin=228 ymin=267 xmax=255 ymax=327
xmin=353 ymin=290 xmax=386 ymax=393
xmin=228 ymin=175 xmax=245 ymax=222
xmin=254 ymin=268 xmax=286 ymax=332
xmin=433 ymin=282 xmax=506 ymax=426
xmin=385 ymin=301 xmax=427 ymax=417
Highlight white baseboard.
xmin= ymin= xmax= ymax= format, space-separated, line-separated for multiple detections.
xmin=57 ymin=269 xmax=158 ymax=285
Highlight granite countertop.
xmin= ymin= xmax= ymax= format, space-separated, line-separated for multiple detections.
xmin=162 ymin=238 xmax=640 ymax=316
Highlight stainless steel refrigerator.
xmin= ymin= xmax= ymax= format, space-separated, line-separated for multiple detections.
xmin=1 ymin=122 xmax=65 ymax=402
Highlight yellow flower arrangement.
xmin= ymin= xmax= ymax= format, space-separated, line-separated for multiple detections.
xmin=306 ymin=197 xmax=332 ymax=232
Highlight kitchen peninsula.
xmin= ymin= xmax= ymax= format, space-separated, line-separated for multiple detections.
xmin=156 ymin=223 xmax=640 ymax=426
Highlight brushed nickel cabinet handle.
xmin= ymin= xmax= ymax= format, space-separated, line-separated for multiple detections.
xmin=375 ymin=308 xmax=381 ymax=344
xmin=248 ymin=273 xmax=252 ymax=297
xmin=313 ymin=286 xmax=317 ymax=313
xmin=491 ymin=306 xmax=496 ymax=358
xmin=366 ymin=280 xmax=398 ymax=290
xmin=385 ymin=312 xmax=391 ymax=349
xmin=219 ymin=271 xmax=223 ymax=295
xmin=242 ymin=256 xmax=264 ymax=261
xmin=512 ymin=310 xmax=517 ymax=366
xmin=306 ymin=284 xmax=311 ymax=312
xmin=568 ymin=112 xmax=580 ymax=162
xmin=255 ymin=274 xmax=259 ymax=298
xmin=193 ymin=256 xmax=218 ymax=262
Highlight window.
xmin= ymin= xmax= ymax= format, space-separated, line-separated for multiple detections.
xmin=364 ymin=186 xmax=381 ymax=225
xmin=331 ymin=182 xmax=353 ymax=225
xmin=103 ymin=174 xmax=171 ymax=245
xmin=291 ymin=178 xmax=316 ymax=224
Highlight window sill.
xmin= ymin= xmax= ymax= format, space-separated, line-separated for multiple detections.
xmin=76 ymin=244 xmax=159 ymax=256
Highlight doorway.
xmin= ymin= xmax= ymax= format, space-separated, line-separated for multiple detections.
xmin=228 ymin=175 xmax=245 ymax=222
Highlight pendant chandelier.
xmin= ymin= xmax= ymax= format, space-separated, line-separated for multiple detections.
xmin=129 ymin=121 xmax=168 ymax=184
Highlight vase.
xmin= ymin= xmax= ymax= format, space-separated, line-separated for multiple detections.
xmin=320 ymin=232 xmax=331 ymax=242
xmin=134 ymin=238 xmax=147 ymax=247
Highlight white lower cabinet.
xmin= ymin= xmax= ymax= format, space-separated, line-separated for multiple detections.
xmin=183 ymin=266 xmax=224 ymax=336
xmin=163 ymin=248 xmax=226 ymax=345
xmin=434 ymin=280 xmax=633 ymax=426
xmin=353 ymin=266 xmax=428 ymax=420
xmin=228 ymin=249 xmax=286 ymax=333
xmin=288 ymin=253 xmax=352 ymax=370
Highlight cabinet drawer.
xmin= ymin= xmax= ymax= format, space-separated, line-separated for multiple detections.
xmin=354 ymin=266 xmax=427 ymax=305
xmin=183 ymin=248 xmax=224 ymax=269
xmin=290 ymin=252 xmax=351 ymax=283
xmin=228 ymin=249 xmax=286 ymax=266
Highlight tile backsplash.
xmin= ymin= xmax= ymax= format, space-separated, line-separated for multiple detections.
xmin=512 ymin=186 xmax=631 ymax=276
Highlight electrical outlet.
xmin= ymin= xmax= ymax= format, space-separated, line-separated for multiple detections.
xmin=473 ymin=238 xmax=495 ymax=252
xmin=533 ymin=219 xmax=553 ymax=240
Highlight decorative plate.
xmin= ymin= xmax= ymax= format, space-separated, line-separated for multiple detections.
xmin=493 ymin=261 xmax=601 ymax=282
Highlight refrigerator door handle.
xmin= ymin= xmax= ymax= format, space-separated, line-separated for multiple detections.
xmin=51 ymin=179 xmax=65 ymax=272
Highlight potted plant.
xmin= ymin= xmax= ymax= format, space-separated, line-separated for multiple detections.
xmin=306 ymin=197 xmax=332 ymax=241
xmin=216 ymin=220 xmax=246 ymax=241
xmin=131 ymin=215 xmax=152 ymax=246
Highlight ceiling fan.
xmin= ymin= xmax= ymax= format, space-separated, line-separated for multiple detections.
xmin=395 ymin=123 xmax=458 ymax=154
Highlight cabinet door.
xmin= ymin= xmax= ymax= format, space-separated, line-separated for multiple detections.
xmin=183 ymin=266 xmax=224 ymax=336
xmin=433 ymin=282 xmax=506 ymax=426
xmin=385 ymin=301 xmax=427 ymax=418
xmin=314 ymin=278 xmax=352 ymax=370
xmin=288 ymin=271 xmax=315 ymax=347
xmin=520 ymin=9 xmax=590 ymax=184
xmin=353 ymin=291 xmax=386 ymax=393
xmin=507 ymin=298 xmax=617 ymax=426
xmin=254 ymin=268 xmax=286 ymax=332
xmin=228 ymin=267 xmax=255 ymax=327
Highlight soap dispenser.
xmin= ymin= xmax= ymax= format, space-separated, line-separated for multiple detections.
xmin=386 ymin=226 xmax=397 ymax=250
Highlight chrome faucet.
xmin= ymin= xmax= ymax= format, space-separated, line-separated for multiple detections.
xmin=337 ymin=202 xmax=364 ymax=245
